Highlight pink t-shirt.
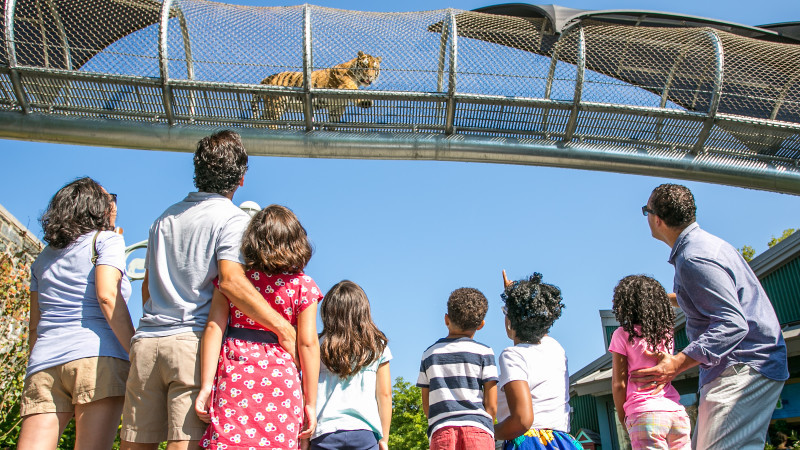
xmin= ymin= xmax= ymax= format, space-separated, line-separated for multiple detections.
xmin=608 ymin=326 xmax=684 ymax=416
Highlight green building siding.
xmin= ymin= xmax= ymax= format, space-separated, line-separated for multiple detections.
xmin=605 ymin=325 xmax=616 ymax=350
xmin=761 ymin=258 xmax=800 ymax=326
xmin=570 ymin=394 xmax=599 ymax=436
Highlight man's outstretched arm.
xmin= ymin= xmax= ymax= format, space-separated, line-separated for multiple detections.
xmin=217 ymin=259 xmax=297 ymax=360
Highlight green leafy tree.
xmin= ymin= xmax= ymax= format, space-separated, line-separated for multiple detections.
xmin=740 ymin=228 xmax=796 ymax=262
xmin=768 ymin=229 xmax=796 ymax=248
xmin=0 ymin=247 xmax=36 ymax=446
xmin=740 ymin=245 xmax=756 ymax=262
xmin=389 ymin=377 xmax=428 ymax=450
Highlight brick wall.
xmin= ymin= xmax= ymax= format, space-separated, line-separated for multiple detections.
xmin=0 ymin=203 xmax=42 ymax=256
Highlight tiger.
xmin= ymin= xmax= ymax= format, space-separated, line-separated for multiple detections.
xmin=251 ymin=51 xmax=382 ymax=127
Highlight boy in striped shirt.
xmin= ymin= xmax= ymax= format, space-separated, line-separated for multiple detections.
xmin=417 ymin=288 xmax=498 ymax=450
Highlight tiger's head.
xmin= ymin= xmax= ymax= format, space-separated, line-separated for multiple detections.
xmin=351 ymin=50 xmax=381 ymax=87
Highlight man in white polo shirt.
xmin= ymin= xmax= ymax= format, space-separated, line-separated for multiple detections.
xmin=120 ymin=130 xmax=296 ymax=450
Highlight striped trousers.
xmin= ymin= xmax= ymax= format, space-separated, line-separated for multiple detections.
xmin=693 ymin=364 xmax=784 ymax=450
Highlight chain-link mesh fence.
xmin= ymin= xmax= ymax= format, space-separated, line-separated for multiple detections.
xmin=1 ymin=0 xmax=799 ymax=186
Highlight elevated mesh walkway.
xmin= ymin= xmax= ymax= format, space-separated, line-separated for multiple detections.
xmin=1 ymin=0 xmax=799 ymax=193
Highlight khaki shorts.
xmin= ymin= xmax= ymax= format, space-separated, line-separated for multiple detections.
xmin=120 ymin=331 xmax=206 ymax=443
xmin=20 ymin=356 xmax=130 ymax=416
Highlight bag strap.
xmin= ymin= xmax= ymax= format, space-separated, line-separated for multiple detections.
xmin=90 ymin=231 xmax=101 ymax=265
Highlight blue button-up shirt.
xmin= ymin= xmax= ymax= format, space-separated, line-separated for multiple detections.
xmin=670 ymin=223 xmax=788 ymax=387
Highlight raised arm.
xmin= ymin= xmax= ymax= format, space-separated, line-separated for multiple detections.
xmin=95 ymin=264 xmax=135 ymax=353
xmin=217 ymin=260 xmax=297 ymax=360
xmin=195 ymin=288 xmax=229 ymax=423
xmin=376 ymin=361 xmax=392 ymax=450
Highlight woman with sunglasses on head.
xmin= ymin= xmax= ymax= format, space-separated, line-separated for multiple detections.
xmin=17 ymin=177 xmax=135 ymax=450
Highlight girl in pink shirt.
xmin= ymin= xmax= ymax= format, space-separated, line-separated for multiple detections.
xmin=609 ymin=275 xmax=690 ymax=450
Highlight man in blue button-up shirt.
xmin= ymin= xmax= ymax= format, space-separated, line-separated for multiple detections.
xmin=631 ymin=184 xmax=787 ymax=450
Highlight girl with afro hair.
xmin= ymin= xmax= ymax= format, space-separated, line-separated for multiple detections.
xmin=609 ymin=275 xmax=690 ymax=449
xmin=494 ymin=271 xmax=583 ymax=450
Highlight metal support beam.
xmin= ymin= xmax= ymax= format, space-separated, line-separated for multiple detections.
xmin=1 ymin=110 xmax=798 ymax=194
xmin=444 ymin=9 xmax=458 ymax=135
xmin=770 ymin=72 xmax=800 ymax=121
xmin=693 ymin=29 xmax=724 ymax=154
xmin=563 ymin=26 xmax=586 ymax=143
xmin=302 ymin=5 xmax=313 ymax=132
xmin=541 ymin=30 xmax=565 ymax=136
xmin=177 ymin=7 xmax=196 ymax=122
xmin=655 ymin=47 xmax=688 ymax=141
xmin=159 ymin=0 xmax=176 ymax=125
xmin=45 ymin=0 xmax=73 ymax=108
xmin=5 ymin=0 xmax=30 ymax=113
xmin=435 ymin=10 xmax=450 ymax=125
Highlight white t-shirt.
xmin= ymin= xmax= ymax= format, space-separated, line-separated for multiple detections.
xmin=135 ymin=192 xmax=250 ymax=338
xmin=497 ymin=336 xmax=571 ymax=432
xmin=313 ymin=346 xmax=393 ymax=439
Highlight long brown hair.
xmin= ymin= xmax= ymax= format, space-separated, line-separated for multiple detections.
xmin=241 ymin=204 xmax=312 ymax=274
xmin=320 ymin=280 xmax=387 ymax=378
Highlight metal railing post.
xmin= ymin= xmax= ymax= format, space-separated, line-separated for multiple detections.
xmin=159 ymin=0 xmax=176 ymax=125
xmin=563 ymin=26 xmax=585 ymax=143
xmin=444 ymin=9 xmax=458 ymax=135
xmin=302 ymin=4 xmax=313 ymax=131
xmin=5 ymin=0 xmax=30 ymax=113
xmin=177 ymin=4 xmax=196 ymax=122
xmin=692 ymin=29 xmax=724 ymax=154
xmin=541 ymin=32 xmax=565 ymax=137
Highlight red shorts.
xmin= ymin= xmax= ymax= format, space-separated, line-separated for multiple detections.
xmin=430 ymin=426 xmax=495 ymax=450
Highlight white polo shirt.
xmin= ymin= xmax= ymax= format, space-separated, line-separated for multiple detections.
xmin=134 ymin=192 xmax=250 ymax=339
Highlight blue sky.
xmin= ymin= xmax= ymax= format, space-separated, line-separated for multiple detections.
xmin=2 ymin=0 xmax=799 ymax=384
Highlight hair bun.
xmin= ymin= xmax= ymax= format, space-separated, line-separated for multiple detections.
xmin=530 ymin=272 xmax=543 ymax=284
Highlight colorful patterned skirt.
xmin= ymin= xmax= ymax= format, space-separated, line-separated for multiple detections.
xmin=502 ymin=429 xmax=584 ymax=450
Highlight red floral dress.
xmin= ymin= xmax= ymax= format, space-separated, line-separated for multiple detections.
xmin=202 ymin=271 xmax=322 ymax=450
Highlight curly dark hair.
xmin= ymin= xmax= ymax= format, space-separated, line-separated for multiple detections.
xmin=320 ymin=280 xmax=388 ymax=378
xmin=194 ymin=130 xmax=248 ymax=195
xmin=242 ymin=204 xmax=312 ymax=274
xmin=612 ymin=275 xmax=675 ymax=352
xmin=649 ymin=184 xmax=696 ymax=228
xmin=502 ymin=273 xmax=564 ymax=344
xmin=40 ymin=177 xmax=114 ymax=249
xmin=448 ymin=288 xmax=488 ymax=331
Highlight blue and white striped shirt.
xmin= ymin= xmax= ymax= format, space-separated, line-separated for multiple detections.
xmin=417 ymin=337 xmax=498 ymax=438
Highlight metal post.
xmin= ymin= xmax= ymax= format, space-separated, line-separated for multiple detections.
xmin=541 ymin=32 xmax=565 ymax=136
xmin=692 ymin=29 xmax=724 ymax=154
xmin=177 ymin=5 xmax=196 ymax=122
xmin=655 ymin=47 xmax=688 ymax=141
xmin=563 ymin=26 xmax=585 ymax=143
xmin=45 ymin=0 xmax=73 ymax=108
xmin=433 ymin=11 xmax=451 ymax=126
xmin=159 ymin=0 xmax=176 ymax=125
xmin=444 ymin=9 xmax=457 ymax=135
xmin=302 ymin=4 xmax=313 ymax=131
xmin=770 ymin=73 xmax=800 ymax=121
xmin=5 ymin=0 xmax=30 ymax=113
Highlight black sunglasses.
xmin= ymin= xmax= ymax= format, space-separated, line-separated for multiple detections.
xmin=641 ymin=205 xmax=656 ymax=217
xmin=109 ymin=193 xmax=118 ymax=203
